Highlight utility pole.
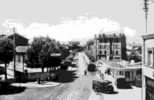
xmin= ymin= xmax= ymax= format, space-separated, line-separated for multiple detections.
xmin=143 ymin=0 xmax=149 ymax=33
xmin=95 ymin=34 xmax=97 ymax=61
xmin=13 ymin=27 xmax=16 ymax=80
xmin=142 ymin=1 xmax=153 ymax=100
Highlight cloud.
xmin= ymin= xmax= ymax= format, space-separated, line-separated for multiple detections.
xmin=2 ymin=16 xmax=136 ymax=44
xmin=123 ymin=27 xmax=136 ymax=37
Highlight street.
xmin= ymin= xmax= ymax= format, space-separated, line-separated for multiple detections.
xmin=0 ymin=52 xmax=142 ymax=100
xmin=104 ymin=86 xmax=141 ymax=100
xmin=0 ymin=72 xmax=141 ymax=100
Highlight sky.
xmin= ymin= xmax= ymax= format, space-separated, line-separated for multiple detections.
xmin=0 ymin=0 xmax=154 ymax=44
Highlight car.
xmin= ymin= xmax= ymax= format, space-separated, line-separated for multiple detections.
xmin=116 ymin=77 xmax=131 ymax=88
xmin=103 ymin=84 xmax=114 ymax=93
xmin=92 ymin=80 xmax=114 ymax=93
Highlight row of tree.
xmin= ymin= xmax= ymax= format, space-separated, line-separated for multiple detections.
xmin=0 ymin=36 xmax=73 ymax=80
xmin=0 ymin=35 xmax=85 ymax=80
xmin=26 ymin=37 xmax=70 ymax=72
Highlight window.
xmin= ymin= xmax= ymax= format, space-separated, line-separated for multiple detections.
xmin=99 ymin=45 xmax=101 ymax=49
xmin=116 ymin=51 xmax=119 ymax=55
xmin=119 ymin=71 xmax=123 ymax=75
xmin=104 ymin=50 xmax=107 ymax=55
xmin=99 ymin=51 xmax=102 ymax=55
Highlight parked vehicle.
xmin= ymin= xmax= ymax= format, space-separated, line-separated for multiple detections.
xmin=116 ymin=77 xmax=131 ymax=88
xmin=92 ymin=80 xmax=114 ymax=93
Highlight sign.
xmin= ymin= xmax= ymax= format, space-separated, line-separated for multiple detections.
xmin=50 ymin=53 xmax=61 ymax=57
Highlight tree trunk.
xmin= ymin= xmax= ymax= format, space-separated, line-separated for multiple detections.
xmin=42 ymin=67 xmax=44 ymax=73
xmin=47 ymin=67 xmax=49 ymax=72
xmin=4 ymin=63 xmax=7 ymax=80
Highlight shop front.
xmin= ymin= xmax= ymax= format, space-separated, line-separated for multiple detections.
xmin=146 ymin=76 xmax=154 ymax=100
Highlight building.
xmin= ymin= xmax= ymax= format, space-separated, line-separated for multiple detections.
xmin=142 ymin=34 xmax=154 ymax=100
xmin=127 ymin=44 xmax=142 ymax=63
xmin=8 ymin=33 xmax=29 ymax=72
xmin=0 ymin=33 xmax=29 ymax=80
xmin=103 ymin=60 xmax=141 ymax=84
xmin=95 ymin=33 xmax=127 ymax=60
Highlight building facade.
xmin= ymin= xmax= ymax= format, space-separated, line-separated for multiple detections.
xmin=142 ymin=34 xmax=154 ymax=100
xmin=95 ymin=33 xmax=127 ymax=60
xmin=8 ymin=33 xmax=29 ymax=72
xmin=103 ymin=60 xmax=142 ymax=85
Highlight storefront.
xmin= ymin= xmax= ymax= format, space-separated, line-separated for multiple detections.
xmin=146 ymin=76 xmax=154 ymax=100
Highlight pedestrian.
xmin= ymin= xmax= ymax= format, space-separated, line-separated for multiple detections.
xmin=84 ymin=70 xmax=87 ymax=75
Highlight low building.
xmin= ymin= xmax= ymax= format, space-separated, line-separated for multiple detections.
xmin=103 ymin=60 xmax=142 ymax=85
xmin=7 ymin=33 xmax=29 ymax=80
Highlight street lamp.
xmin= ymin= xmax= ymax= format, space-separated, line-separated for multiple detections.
xmin=95 ymin=34 xmax=97 ymax=61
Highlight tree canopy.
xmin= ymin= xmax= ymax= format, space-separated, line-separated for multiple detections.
xmin=0 ymin=37 xmax=14 ymax=80
xmin=26 ymin=37 xmax=69 ymax=72
xmin=0 ymin=37 xmax=14 ymax=64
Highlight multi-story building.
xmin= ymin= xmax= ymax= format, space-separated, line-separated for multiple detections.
xmin=142 ymin=34 xmax=154 ymax=100
xmin=95 ymin=33 xmax=127 ymax=60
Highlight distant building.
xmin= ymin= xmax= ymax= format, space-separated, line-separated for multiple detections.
xmin=127 ymin=43 xmax=142 ymax=62
xmin=95 ymin=33 xmax=127 ymax=60
xmin=142 ymin=34 xmax=154 ymax=100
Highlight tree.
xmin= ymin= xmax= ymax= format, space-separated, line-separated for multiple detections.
xmin=26 ymin=37 xmax=63 ymax=72
xmin=39 ymin=38 xmax=61 ymax=72
xmin=0 ymin=37 xmax=14 ymax=80
xmin=59 ymin=44 xmax=69 ymax=59
xmin=128 ymin=50 xmax=141 ymax=62
xmin=26 ymin=37 xmax=46 ymax=71
xmin=85 ymin=39 xmax=96 ymax=62
xmin=68 ymin=41 xmax=81 ymax=50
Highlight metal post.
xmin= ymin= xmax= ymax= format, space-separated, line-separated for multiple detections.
xmin=13 ymin=27 xmax=16 ymax=80
xmin=95 ymin=34 xmax=97 ymax=61
xmin=23 ymin=54 xmax=24 ymax=72
xmin=142 ymin=38 xmax=146 ymax=100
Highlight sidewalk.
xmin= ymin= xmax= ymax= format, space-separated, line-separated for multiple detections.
xmin=88 ymin=91 xmax=104 ymax=100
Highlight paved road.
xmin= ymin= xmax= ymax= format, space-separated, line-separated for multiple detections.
xmin=0 ymin=72 xmax=141 ymax=100
xmin=0 ymin=74 xmax=93 ymax=100
xmin=0 ymin=51 xmax=141 ymax=100
xmin=104 ymin=86 xmax=141 ymax=100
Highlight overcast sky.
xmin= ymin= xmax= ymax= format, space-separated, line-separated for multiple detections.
xmin=0 ymin=0 xmax=154 ymax=44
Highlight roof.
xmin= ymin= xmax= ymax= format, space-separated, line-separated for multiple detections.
xmin=8 ymin=33 xmax=29 ymax=46
xmin=16 ymin=46 xmax=29 ymax=53
xmin=8 ymin=33 xmax=28 ymax=41
xmin=105 ymin=60 xmax=141 ymax=70
xmin=142 ymin=34 xmax=154 ymax=40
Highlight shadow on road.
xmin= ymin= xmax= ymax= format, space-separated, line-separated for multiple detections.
xmin=117 ymin=84 xmax=132 ymax=89
xmin=103 ymin=91 xmax=118 ymax=94
xmin=0 ymin=81 xmax=26 ymax=95
xmin=53 ymin=70 xmax=78 ymax=83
